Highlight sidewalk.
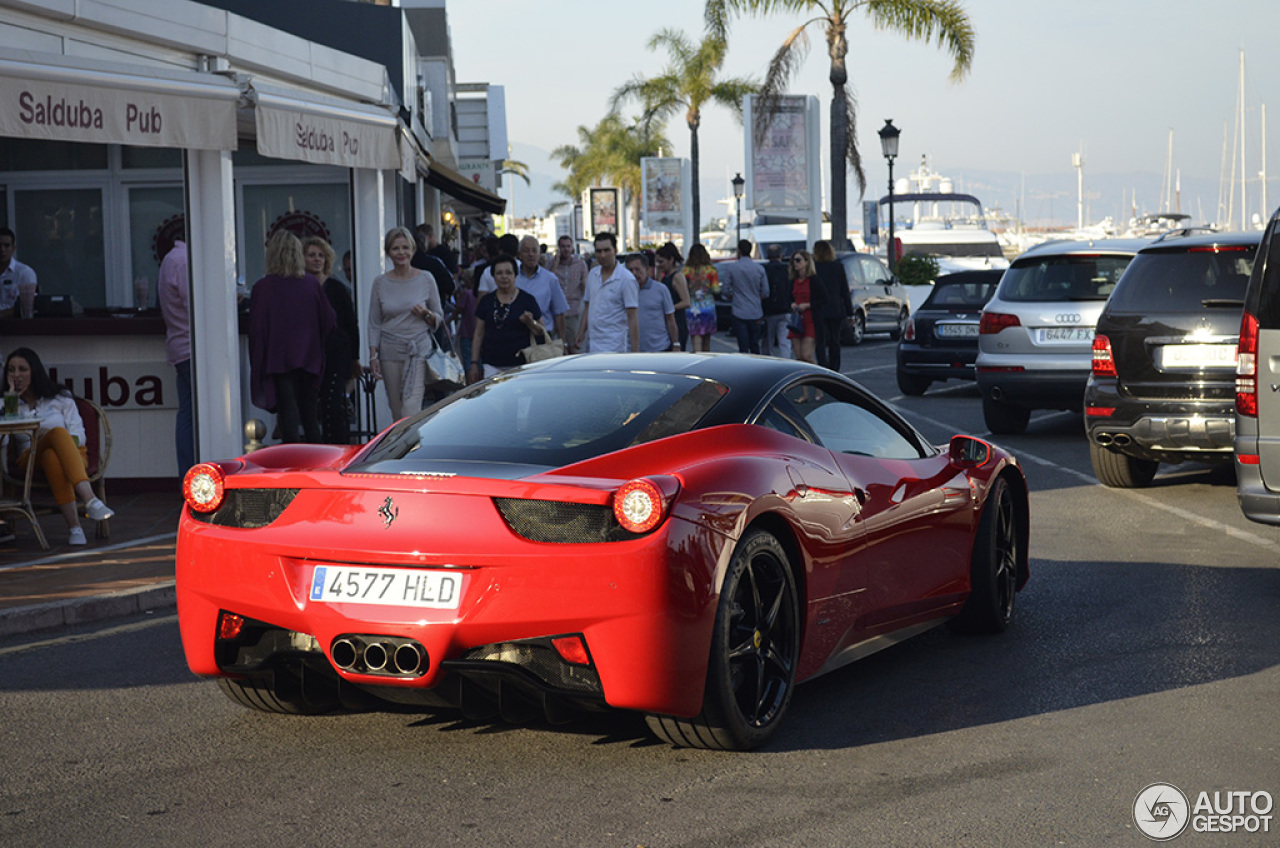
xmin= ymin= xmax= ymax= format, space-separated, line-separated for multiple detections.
xmin=0 ymin=491 xmax=182 ymax=637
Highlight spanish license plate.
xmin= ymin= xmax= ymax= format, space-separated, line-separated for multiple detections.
xmin=1036 ymin=327 xmax=1094 ymax=344
xmin=309 ymin=565 xmax=464 ymax=609
xmin=1156 ymin=343 xmax=1237 ymax=369
xmin=935 ymin=322 xmax=979 ymax=338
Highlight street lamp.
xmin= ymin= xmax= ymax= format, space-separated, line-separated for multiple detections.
xmin=878 ymin=119 xmax=900 ymax=272
xmin=732 ymin=172 xmax=745 ymax=246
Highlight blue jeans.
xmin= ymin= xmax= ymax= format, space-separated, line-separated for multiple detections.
xmin=731 ymin=316 xmax=764 ymax=354
xmin=175 ymin=359 xmax=195 ymax=474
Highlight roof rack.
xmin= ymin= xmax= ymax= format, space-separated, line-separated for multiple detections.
xmin=1151 ymin=226 xmax=1220 ymax=243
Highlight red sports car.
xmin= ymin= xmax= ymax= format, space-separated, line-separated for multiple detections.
xmin=177 ymin=353 xmax=1029 ymax=750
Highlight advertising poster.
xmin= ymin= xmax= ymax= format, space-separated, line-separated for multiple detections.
xmin=588 ymin=187 xmax=619 ymax=236
xmin=862 ymin=200 xmax=880 ymax=247
xmin=642 ymin=157 xmax=684 ymax=231
xmin=749 ymin=95 xmax=809 ymax=212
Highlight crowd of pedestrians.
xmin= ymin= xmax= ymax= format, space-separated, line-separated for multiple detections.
xmin=237 ymin=224 xmax=860 ymax=452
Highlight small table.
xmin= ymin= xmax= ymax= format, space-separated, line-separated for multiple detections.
xmin=0 ymin=418 xmax=49 ymax=550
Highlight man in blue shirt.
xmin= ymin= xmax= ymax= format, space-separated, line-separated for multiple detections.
xmin=515 ymin=236 xmax=569 ymax=341
xmin=718 ymin=239 xmax=768 ymax=353
xmin=624 ymin=253 xmax=679 ymax=352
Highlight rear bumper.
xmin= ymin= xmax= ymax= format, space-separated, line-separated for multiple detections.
xmin=1085 ymin=380 xmax=1234 ymax=461
xmin=176 ymin=509 xmax=723 ymax=718
xmin=897 ymin=344 xmax=977 ymax=380
xmin=977 ymin=367 xmax=1087 ymax=409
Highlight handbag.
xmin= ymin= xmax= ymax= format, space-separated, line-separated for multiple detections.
xmin=519 ymin=331 xmax=564 ymax=364
xmin=423 ymin=339 xmax=465 ymax=391
xmin=786 ymin=311 xmax=805 ymax=336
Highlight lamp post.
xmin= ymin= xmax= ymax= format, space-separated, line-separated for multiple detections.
xmin=878 ymin=119 xmax=900 ymax=272
xmin=732 ymin=172 xmax=745 ymax=246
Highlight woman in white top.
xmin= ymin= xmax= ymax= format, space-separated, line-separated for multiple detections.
xmin=5 ymin=347 xmax=115 ymax=546
xmin=367 ymin=227 xmax=444 ymax=420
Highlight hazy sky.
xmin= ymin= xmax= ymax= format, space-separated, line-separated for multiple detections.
xmin=447 ymin=0 xmax=1277 ymax=225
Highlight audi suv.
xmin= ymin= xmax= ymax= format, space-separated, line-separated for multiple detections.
xmin=1085 ymin=230 xmax=1259 ymax=487
xmin=976 ymin=239 xmax=1149 ymax=434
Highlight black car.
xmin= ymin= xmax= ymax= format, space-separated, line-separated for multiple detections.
xmin=1084 ymin=230 xmax=1260 ymax=487
xmin=896 ymin=270 xmax=1003 ymax=395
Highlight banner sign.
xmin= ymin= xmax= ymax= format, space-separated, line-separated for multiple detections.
xmin=641 ymin=157 xmax=686 ymax=231
xmin=748 ymin=95 xmax=810 ymax=212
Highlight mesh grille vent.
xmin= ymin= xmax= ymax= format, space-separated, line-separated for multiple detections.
xmin=189 ymin=489 xmax=300 ymax=529
xmin=493 ymin=498 xmax=635 ymax=543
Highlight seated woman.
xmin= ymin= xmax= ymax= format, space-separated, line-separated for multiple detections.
xmin=5 ymin=347 xmax=115 ymax=546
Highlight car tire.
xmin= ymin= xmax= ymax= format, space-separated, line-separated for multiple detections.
xmin=1089 ymin=440 xmax=1158 ymax=488
xmin=887 ymin=308 xmax=910 ymax=342
xmin=950 ymin=476 xmax=1019 ymax=634
xmin=897 ymin=369 xmax=931 ymax=396
xmin=645 ymin=529 xmax=799 ymax=751
xmin=844 ymin=311 xmax=865 ymax=346
xmin=982 ymin=396 xmax=1030 ymax=435
xmin=216 ymin=670 xmax=339 ymax=715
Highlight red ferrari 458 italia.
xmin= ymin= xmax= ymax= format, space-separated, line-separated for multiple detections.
xmin=177 ymin=353 xmax=1029 ymax=750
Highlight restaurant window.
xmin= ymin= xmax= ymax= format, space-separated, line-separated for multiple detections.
xmin=240 ymin=182 xmax=352 ymax=288
xmin=127 ymin=186 xmax=185 ymax=307
xmin=14 ymin=187 xmax=106 ymax=308
xmin=0 ymin=138 xmax=108 ymax=172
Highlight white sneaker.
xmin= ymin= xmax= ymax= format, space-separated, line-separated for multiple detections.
xmin=85 ymin=497 xmax=115 ymax=521
xmin=68 ymin=526 xmax=87 ymax=546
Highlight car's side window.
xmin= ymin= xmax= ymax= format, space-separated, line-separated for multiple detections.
xmin=843 ymin=256 xmax=865 ymax=286
xmin=780 ymin=383 xmax=923 ymax=459
xmin=755 ymin=402 xmax=813 ymax=443
xmin=862 ymin=257 xmax=890 ymax=285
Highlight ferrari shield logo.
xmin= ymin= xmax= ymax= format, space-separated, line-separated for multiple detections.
xmin=377 ymin=497 xmax=399 ymax=528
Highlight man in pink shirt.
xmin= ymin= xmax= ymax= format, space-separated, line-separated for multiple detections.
xmin=157 ymin=238 xmax=194 ymax=475
xmin=547 ymin=235 xmax=587 ymax=353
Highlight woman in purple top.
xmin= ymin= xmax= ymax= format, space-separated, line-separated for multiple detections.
xmin=249 ymin=230 xmax=337 ymax=443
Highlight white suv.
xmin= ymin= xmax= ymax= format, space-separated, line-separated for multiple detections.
xmin=976 ymin=239 xmax=1149 ymax=434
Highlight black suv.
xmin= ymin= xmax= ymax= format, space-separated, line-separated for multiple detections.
xmin=1236 ymin=208 xmax=1280 ymax=523
xmin=1084 ymin=230 xmax=1260 ymax=487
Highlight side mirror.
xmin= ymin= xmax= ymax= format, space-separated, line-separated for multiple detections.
xmin=949 ymin=435 xmax=991 ymax=468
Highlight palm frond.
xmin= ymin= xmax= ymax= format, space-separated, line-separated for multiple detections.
xmin=753 ymin=23 xmax=811 ymax=146
xmin=865 ymin=0 xmax=975 ymax=81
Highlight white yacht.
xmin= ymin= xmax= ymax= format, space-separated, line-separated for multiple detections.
xmin=879 ymin=157 xmax=1009 ymax=274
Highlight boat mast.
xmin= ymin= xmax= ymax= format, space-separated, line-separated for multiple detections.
xmin=1240 ymin=49 xmax=1247 ymax=230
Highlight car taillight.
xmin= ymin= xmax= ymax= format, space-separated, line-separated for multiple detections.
xmin=613 ymin=477 xmax=669 ymax=533
xmin=902 ymin=316 xmax=916 ymax=341
xmin=184 ymin=463 xmax=226 ymax=513
xmin=1092 ymin=334 xmax=1117 ymax=376
xmin=980 ymin=311 xmax=1021 ymax=334
xmin=1237 ymin=310 xmax=1259 ymax=417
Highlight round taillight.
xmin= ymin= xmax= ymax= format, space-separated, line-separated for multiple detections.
xmin=184 ymin=463 xmax=226 ymax=513
xmin=613 ymin=478 xmax=667 ymax=534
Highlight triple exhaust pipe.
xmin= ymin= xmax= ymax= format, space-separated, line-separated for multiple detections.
xmin=331 ymin=635 xmax=428 ymax=677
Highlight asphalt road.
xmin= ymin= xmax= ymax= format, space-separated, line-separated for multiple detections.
xmin=3 ymin=334 xmax=1278 ymax=847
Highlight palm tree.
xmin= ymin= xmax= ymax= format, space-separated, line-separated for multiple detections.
xmin=611 ymin=28 xmax=757 ymax=236
xmin=706 ymin=0 xmax=974 ymax=248
xmin=551 ymin=115 xmax=671 ymax=246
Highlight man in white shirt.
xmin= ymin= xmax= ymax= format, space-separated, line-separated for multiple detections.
xmin=625 ymin=253 xmax=679 ymax=352
xmin=0 ymin=227 xmax=38 ymax=318
xmin=515 ymin=236 xmax=569 ymax=341
xmin=577 ymin=232 xmax=639 ymax=353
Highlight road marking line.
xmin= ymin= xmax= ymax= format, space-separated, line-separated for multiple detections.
xmin=893 ymin=404 xmax=1280 ymax=552
xmin=0 ymin=612 xmax=177 ymax=656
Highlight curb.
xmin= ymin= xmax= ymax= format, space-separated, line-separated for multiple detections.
xmin=0 ymin=581 xmax=177 ymax=638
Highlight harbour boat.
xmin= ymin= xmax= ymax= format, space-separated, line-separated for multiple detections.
xmin=879 ymin=156 xmax=1009 ymax=275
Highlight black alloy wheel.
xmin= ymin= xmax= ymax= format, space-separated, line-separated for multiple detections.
xmin=951 ymin=475 xmax=1020 ymax=634
xmin=888 ymin=307 xmax=910 ymax=341
xmin=646 ymin=529 xmax=799 ymax=751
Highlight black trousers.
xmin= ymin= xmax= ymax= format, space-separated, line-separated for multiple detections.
xmin=273 ymin=369 xmax=322 ymax=443
xmin=815 ymin=317 xmax=845 ymax=372
xmin=319 ymin=368 xmax=351 ymax=445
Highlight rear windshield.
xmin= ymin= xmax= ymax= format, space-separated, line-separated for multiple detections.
xmin=922 ymin=274 xmax=1001 ymax=308
xmin=1107 ymin=245 xmax=1257 ymax=312
xmin=349 ymin=372 xmax=729 ymax=471
xmin=998 ymin=254 xmax=1134 ymax=302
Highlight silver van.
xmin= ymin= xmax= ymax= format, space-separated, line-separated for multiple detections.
xmin=1234 ymin=207 xmax=1280 ymax=523
xmin=975 ymin=239 xmax=1149 ymax=434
